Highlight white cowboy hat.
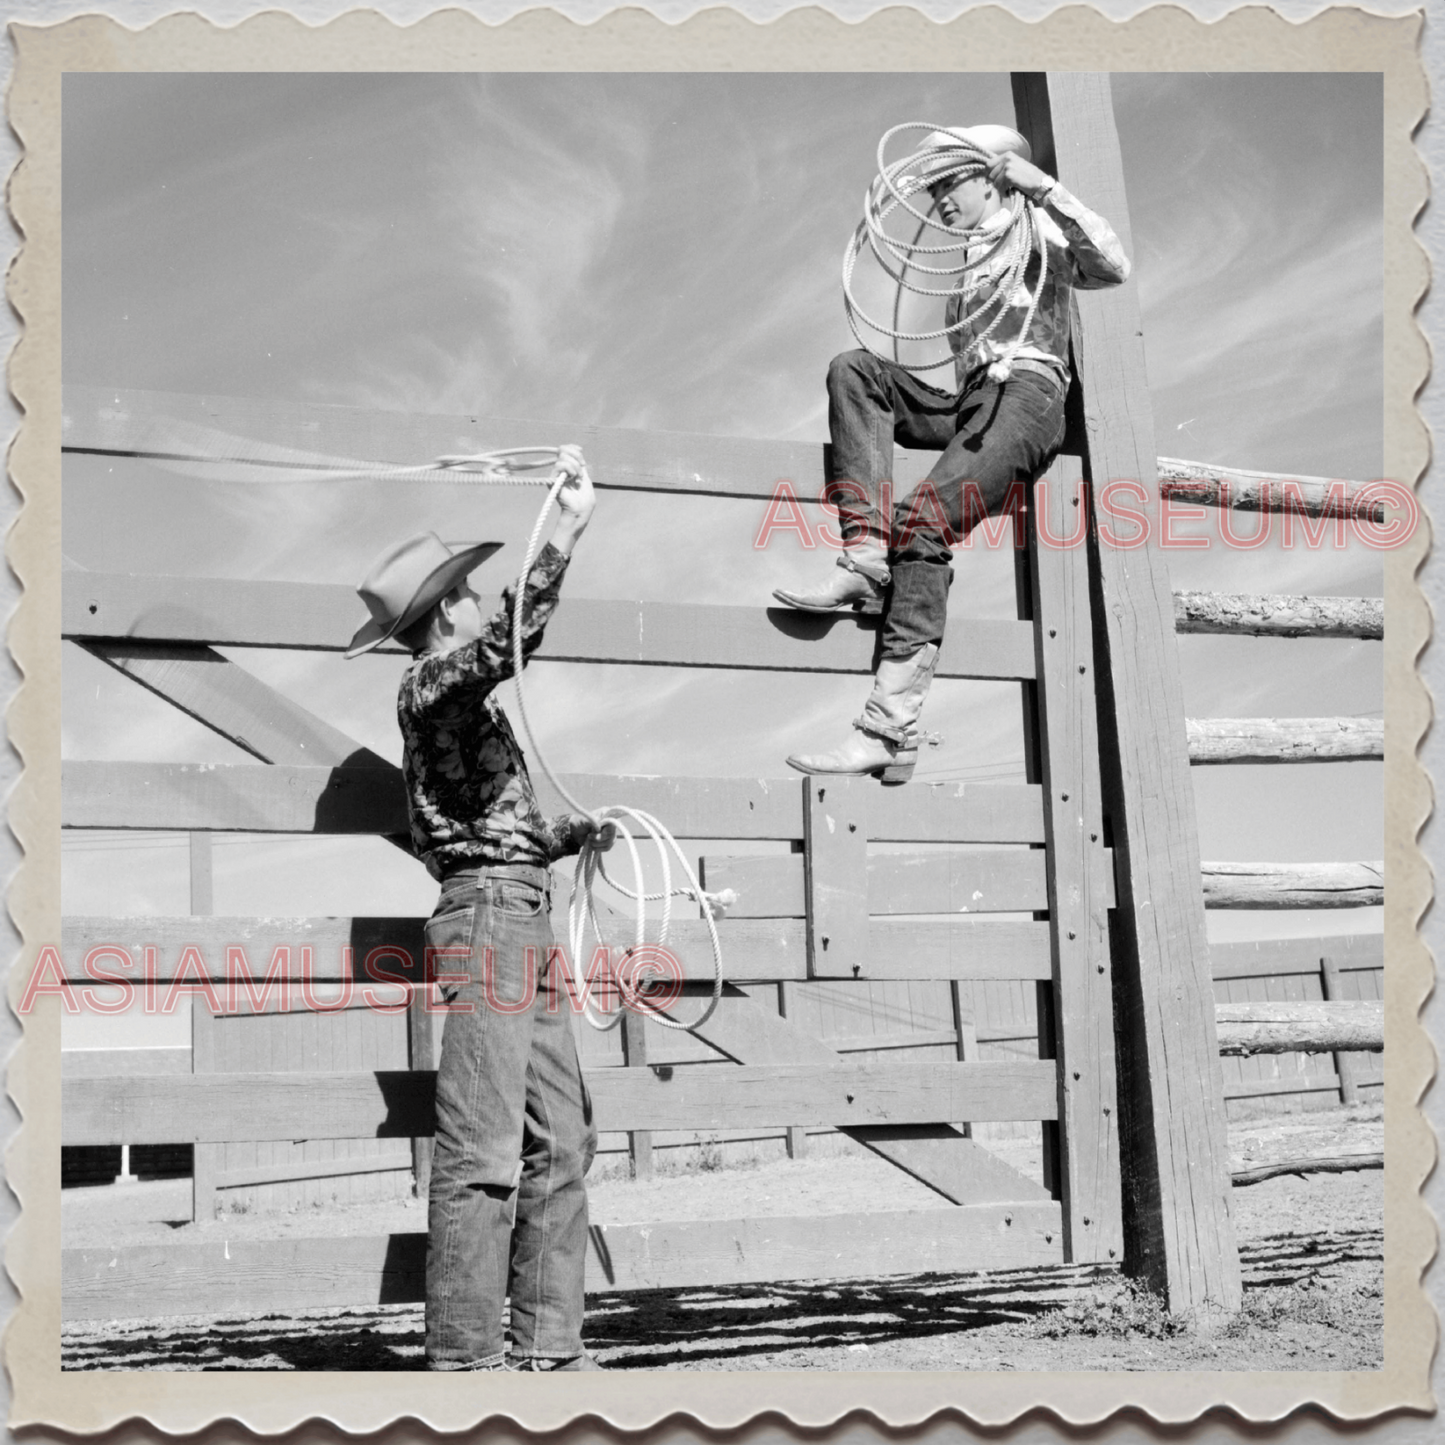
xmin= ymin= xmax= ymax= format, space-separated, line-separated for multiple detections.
xmin=913 ymin=125 xmax=1032 ymax=181
xmin=345 ymin=532 xmax=504 ymax=659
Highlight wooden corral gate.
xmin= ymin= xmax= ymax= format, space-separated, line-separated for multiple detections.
xmin=57 ymin=76 xmax=1385 ymax=1323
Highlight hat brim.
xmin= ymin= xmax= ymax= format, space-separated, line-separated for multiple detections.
xmin=345 ymin=541 xmax=504 ymax=658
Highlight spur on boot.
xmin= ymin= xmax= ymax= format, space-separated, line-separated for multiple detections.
xmin=785 ymin=644 xmax=940 ymax=785
xmin=786 ymin=723 xmax=925 ymax=784
xmin=772 ymin=552 xmax=888 ymax=614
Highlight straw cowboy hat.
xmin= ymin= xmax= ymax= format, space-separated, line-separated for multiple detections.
xmin=913 ymin=125 xmax=1031 ymax=181
xmin=345 ymin=532 xmax=503 ymax=659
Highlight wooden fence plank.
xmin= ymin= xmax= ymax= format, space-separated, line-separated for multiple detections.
xmin=855 ymin=921 xmax=1051 ymax=981
xmin=537 ymin=775 xmax=802 ymax=839
xmin=189 ymin=996 xmax=219 ymax=1222
xmin=776 ymin=983 xmax=808 ymax=1158
xmin=216 ymin=1155 xmax=412 ymax=1191
xmin=63 ymin=573 xmax=1033 ymax=680
xmin=620 ymin=1008 xmax=654 ymax=1180
xmin=61 ymin=1048 xmax=189 ymax=1078
xmin=63 ymin=759 xmax=409 ymax=835
xmin=66 ymin=917 xmax=1382 ymax=988
xmin=803 ymin=776 xmax=870 ymax=977
xmin=1214 ymin=1001 xmax=1384 ymax=1054
xmin=61 ymin=383 xmax=883 ymax=503
xmin=57 ymin=914 xmax=1052 ymax=985
xmin=1320 ymin=955 xmax=1362 ymax=1105
xmin=866 ymin=782 xmax=1046 ymax=844
xmin=61 ymin=1196 xmax=1064 ymax=1321
xmin=704 ymin=849 xmax=1049 ymax=916
xmin=1014 ymin=70 xmax=1240 ymax=1314
xmin=189 ymin=832 xmax=219 ymax=1223
xmin=406 ymin=993 xmax=434 ymax=1200
xmin=77 ymin=640 xmax=389 ymax=768
xmin=62 ymin=1061 xmax=1059 ymax=1145
xmin=1187 ymin=718 xmax=1383 ymax=765
xmin=1173 ymin=592 xmax=1383 ymax=640
xmin=1200 ymin=861 xmax=1383 ymax=909
xmin=1155 ymin=459 xmax=1385 ymax=523
xmin=1222 ymin=1074 xmax=1376 ymax=1102
xmin=1029 ymin=454 xmax=1122 ymax=1264
xmin=705 ymin=843 xmax=1117 ymax=918
xmin=63 ymin=761 xmax=1045 ymax=844
xmin=1208 ymin=934 xmax=1383 ymax=979
xmin=684 ymin=987 xmax=1050 ymax=1207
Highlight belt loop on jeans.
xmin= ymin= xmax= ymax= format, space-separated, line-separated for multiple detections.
xmin=443 ymin=861 xmax=552 ymax=896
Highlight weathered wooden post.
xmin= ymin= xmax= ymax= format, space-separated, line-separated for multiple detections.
xmin=621 ymin=1008 xmax=654 ymax=1179
xmin=1028 ymin=455 xmax=1123 ymax=1264
xmin=1012 ymin=72 xmax=1242 ymax=1314
xmin=189 ymin=830 xmax=219 ymax=1220
xmin=1320 ymin=954 xmax=1363 ymax=1105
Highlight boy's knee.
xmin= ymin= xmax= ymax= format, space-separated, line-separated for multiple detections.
xmin=826 ymin=349 xmax=877 ymax=396
xmin=891 ymin=514 xmax=954 ymax=568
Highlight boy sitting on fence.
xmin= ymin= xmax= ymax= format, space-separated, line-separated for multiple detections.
xmin=775 ymin=124 xmax=1130 ymax=783
xmin=346 ymin=446 xmax=612 ymax=1372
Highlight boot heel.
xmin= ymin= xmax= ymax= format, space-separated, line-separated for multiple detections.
xmin=877 ymin=751 xmax=917 ymax=785
xmin=853 ymin=594 xmax=885 ymax=616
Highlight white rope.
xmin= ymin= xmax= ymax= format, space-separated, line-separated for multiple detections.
xmin=495 ymin=446 xmax=727 ymax=1032
xmin=842 ymin=122 xmax=1050 ymax=381
xmin=142 ymin=427 xmax=730 ymax=1032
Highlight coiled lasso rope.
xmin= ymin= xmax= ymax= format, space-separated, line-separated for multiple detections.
xmin=139 ymin=427 xmax=729 ymax=1032
xmin=490 ymin=446 xmax=728 ymax=1034
xmin=842 ymin=122 xmax=1050 ymax=382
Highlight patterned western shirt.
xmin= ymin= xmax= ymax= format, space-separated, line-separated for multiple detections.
xmin=945 ymin=181 xmax=1131 ymax=391
xmin=397 ymin=543 xmax=579 ymax=880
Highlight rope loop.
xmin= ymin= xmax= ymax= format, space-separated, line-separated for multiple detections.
xmin=151 ymin=431 xmax=734 ymax=1032
xmin=498 ymin=447 xmax=727 ymax=1033
xmin=842 ymin=122 xmax=1049 ymax=378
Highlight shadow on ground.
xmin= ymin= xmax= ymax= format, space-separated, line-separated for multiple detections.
xmin=60 ymin=1223 xmax=1383 ymax=1372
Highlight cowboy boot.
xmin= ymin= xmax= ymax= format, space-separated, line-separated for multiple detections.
xmin=786 ymin=644 xmax=940 ymax=784
xmin=772 ymin=546 xmax=891 ymax=614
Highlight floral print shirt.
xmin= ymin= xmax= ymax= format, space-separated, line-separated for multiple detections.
xmin=945 ymin=181 xmax=1131 ymax=390
xmin=398 ymin=543 xmax=579 ymax=880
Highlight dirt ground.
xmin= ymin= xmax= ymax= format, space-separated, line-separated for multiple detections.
xmin=61 ymin=1104 xmax=1384 ymax=1372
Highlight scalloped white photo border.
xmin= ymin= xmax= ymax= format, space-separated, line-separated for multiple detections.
xmin=3 ymin=5 xmax=1431 ymax=1433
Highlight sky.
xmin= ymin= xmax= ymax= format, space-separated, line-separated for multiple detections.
xmin=58 ymin=72 xmax=1385 ymax=1043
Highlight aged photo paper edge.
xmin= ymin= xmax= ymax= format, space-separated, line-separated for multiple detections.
xmin=3 ymin=2 xmax=1433 ymax=1433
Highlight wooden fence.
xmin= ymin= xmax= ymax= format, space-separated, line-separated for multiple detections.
xmin=55 ymin=74 xmax=1384 ymax=1324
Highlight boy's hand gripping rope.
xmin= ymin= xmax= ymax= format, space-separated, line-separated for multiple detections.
xmin=843 ymin=122 xmax=1049 ymax=382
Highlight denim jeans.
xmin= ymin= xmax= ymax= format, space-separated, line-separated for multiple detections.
xmin=424 ymin=862 xmax=598 ymax=1370
xmin=825 ymin=349 xmax=1067 ymax=657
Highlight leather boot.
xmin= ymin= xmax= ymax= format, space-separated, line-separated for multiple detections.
xmin=786 ymin=645 xmax=940 ymax=784
xmin=858 ymin=642 xmax=940 ymax=741
xmin=772 ymin=547 xmax=890 ymax=614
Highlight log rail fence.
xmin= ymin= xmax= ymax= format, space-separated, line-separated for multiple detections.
xmin=55 ymin=74 xmax=1383 ymax=1326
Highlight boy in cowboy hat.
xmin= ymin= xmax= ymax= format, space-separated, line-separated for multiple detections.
xmin=775 ymin=124 xmax=1129 ymax=782
xmin=348 ymin=445 xmax=611 ymax=1371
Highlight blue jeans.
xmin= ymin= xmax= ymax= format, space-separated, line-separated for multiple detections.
xmin=825 ymin=349 xmax=1067 ymax=657
xmin=424 ymin=863 xmax=598 ymax=1370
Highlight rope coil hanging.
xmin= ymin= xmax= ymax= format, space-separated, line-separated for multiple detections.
xmin=842 ymin=122 xmax=1050 ymax=381
xmin=494 ymin=446 xmax=727 ymax=1033
xmin=141 ymin=429 xmax=729 ymax=1033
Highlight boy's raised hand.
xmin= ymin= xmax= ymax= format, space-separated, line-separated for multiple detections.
xmin=987 ymin=151 xmax=1053 ymax=204
xmin=552 ymin=444 xmax=596 ymax=540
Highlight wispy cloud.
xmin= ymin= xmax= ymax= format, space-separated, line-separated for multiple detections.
xmin=62 ymin=73 xmax=1386 ymax=923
